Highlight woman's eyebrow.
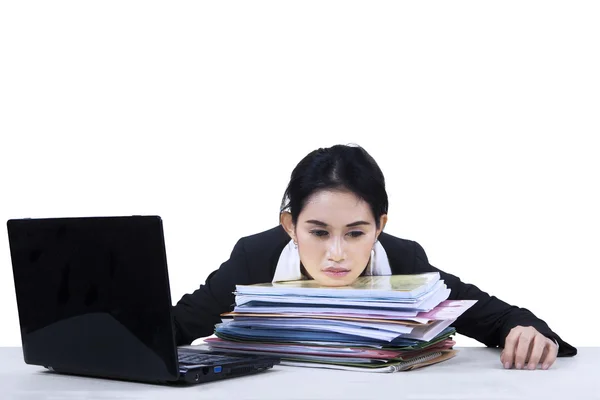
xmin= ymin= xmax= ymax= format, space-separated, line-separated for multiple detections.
xmin=346 ymin=221 xmax=370 ymax=227
xmin=305 ymin=220 xmax=328 ymax=227
xmin=305 ymin=220 xmax=370 ymax=227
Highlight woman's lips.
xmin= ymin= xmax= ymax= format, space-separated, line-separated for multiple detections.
xmin=322 ymin=267 xmax=351 ymax=278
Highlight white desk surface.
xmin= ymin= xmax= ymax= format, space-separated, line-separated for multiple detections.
xmin=0 ymin=347 xmax=598 ymax=400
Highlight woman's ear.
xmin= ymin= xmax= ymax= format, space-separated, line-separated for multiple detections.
xmin=280 ymin=212 xmax=296 ymax=242
xmin=376 ymin=214 xmax=388 ymax=240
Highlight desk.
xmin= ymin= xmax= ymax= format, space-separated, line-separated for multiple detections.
xmin=1 ymin=347 xmax=598 ymax=399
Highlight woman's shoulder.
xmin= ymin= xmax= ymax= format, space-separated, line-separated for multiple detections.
xmin=240 ymin=224 xmax=289 ymax=245
xmin=233 ymin=225 xmax=291 ymax=277
xmin=236 ymin=225 xmax=291 ymax=257
xmin=378 ymin=231 xmax=429 ymax=273
xmin=379 ymin=231 xmax=420 ymax=252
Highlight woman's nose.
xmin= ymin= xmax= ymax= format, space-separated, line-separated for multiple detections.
xmin=327 ymin=236 xmax=345 ymax=262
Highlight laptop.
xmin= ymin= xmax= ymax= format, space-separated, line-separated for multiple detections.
xmin=6 ymin=215 xmax=280 ymax=384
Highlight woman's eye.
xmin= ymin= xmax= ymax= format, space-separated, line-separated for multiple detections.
xmin=310 ymin=230 xmax=329 ymax=237
xmin=348 ymin=231 xmax=364 ymax=238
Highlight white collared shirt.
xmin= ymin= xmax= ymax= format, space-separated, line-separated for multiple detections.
xmin=272 ymin=240 xmax=392 ymax=282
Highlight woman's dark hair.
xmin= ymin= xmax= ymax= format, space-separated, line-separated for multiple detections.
xmin=280 ymin=144 xmax=389 ymax=229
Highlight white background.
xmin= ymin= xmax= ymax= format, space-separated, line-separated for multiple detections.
xmin=1 ymin=1 xmax=598 ymax=349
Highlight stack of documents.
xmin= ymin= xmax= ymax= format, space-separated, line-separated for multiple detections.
xmin=206 ymin=272 xmax=476 ymax=372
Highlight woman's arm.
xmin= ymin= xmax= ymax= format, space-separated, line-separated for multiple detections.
xmin=412 ymin=241 xmax=577 ymax=357
xmin=171 ymin=238 xmax=249 ymax=345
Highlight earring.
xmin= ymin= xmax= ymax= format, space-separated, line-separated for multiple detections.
xmin=293 ymin=240 xmax=298 ymax=249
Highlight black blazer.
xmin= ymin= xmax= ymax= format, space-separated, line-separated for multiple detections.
xmin=172 ymin=225 xmax=577 ymax=357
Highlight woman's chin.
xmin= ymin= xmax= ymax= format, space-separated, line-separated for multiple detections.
xmin=313 ymin=274 xmax=356 ymax=287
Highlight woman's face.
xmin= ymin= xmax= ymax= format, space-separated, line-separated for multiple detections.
xmin=282 ymin=190 xmax=387 ymax=287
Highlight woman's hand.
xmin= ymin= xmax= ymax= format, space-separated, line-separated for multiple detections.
xmin=501 ymin=325 xmax=558 ymax=370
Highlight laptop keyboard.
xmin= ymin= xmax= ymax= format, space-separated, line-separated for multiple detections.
xmin=178 ymin=351 xmax=244 ymax=366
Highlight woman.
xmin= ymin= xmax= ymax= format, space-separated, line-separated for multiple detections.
xmin=172 ymin=144 xmax=576 ymax=370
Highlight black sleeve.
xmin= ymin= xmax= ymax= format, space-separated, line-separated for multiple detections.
xmin=171 ymin=238 xmax=249 ymax=345
xmin=412 ymin=241 xmax=577 ymax=357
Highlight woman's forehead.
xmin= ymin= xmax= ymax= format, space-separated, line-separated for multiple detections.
xmin=300 ymin=190 xmax=373 ymax=223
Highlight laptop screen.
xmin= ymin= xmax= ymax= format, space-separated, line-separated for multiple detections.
xmin=7 ymin=216 xmax=180 ymax=382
